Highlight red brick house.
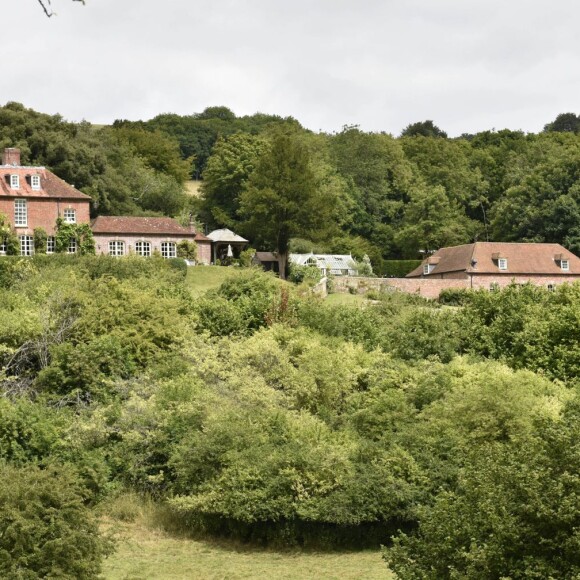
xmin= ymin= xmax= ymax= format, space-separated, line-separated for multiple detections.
xmin=0 ymin=148 xmax=91 ymax=255
xmin=91 ymin=216 xmax=212 ymax=264
xmin=407 ymin=242 xmax=580 ymax=290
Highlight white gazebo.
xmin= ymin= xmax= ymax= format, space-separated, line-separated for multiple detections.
xmin=207 ymin=228 xmax=249 ymax=263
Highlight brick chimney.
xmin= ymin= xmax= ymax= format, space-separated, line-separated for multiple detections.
xmin=2 ymin=148 xmax=21 ymax=166
xmin=188 ymin=212 xmax=197 ymax=234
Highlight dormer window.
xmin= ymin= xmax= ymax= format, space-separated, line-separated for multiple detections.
xmin=561 ymin=259 xmax=569 ymax=271
xmin=423 ymin=263 xmax=435 ymax=275
xmin=10 ymin=174 xmax=19 ymax=189
xmin=498 ymin=258 xmax=508 ymax=271
xmin=31 ymin=175 xmax=40 ymax=190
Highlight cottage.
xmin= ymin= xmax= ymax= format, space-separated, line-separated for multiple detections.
xmin=0 ymin=148 xmax=91 ymax=255
xmin=91 ymin=216 xmax=212 ymax=263
xmin=407 ymin=242 xmax=580 ymax=290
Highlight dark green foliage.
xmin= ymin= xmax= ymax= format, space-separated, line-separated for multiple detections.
xmin=385 ymin=389 xmax=580 ymax=579
xmin=544 ymin=112 xmax=580 ymax=133
xmin=382 ymin=260 xmax=422 ymax=278
xmin=0 ymin=463 xmax=113 ymax=579
xmin=194 ymin=270 xmax=286 ymax=336
xmin=458 ymin=283 xmax=580 ymax=381
xmin=400 ymin=120 xmax=448 ymax=138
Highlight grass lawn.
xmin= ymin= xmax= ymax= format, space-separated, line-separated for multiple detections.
xmin=102 ymin=520 xmax=390 ymax=580
xmin=186 ymin=265 xmax=245 ymax=296
xmin=325 ymin=292 xmax=369 ymax=306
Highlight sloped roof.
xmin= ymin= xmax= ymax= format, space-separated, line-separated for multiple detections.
xmin=207 ymin=228 xmax=248 ymax=243
xmin=407 ymin=242 xmax=580 ymax=277
xmin=290 ymin=253 xmax=357 ymax=272
xmin=0 ymin=166 xmax=91 ymax=200
xmin=254 ymin=251 xmax=278 ymax=262
xmin=91 ymin=216 xmax=211 ymax=241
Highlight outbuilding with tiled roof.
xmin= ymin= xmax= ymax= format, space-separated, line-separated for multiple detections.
xmin=91 ymin=216 xmax=212 ymax=263
xmin=407 ymin=242 xmax=580 ymax=291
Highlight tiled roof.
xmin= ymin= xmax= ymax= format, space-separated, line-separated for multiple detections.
xmin=91 ymin=216 xmax=211 ymax=241
xmin=207 ymin=228 xmax=248 ymax=243
xmin=0 ymin=166 xmax=91 ymax=200
xmin=254 ymin=251 xmax=278 ymax=262
xmin=407 ymin=242 xmax=580 ymax=277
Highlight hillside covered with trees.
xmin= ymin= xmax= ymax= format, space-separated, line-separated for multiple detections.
xmin=2 ymin=102 xmax=580 ymax=275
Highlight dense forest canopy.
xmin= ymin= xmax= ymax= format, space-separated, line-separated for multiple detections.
xmin=2 ymin=102 xmax=580 ymax=275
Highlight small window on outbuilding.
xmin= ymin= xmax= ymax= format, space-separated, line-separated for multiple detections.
xmin=547 ymin=284 xmax=556 ymax=292
xmin=31 ymin=175 xmax=41 ymax=190
xmin=498 ymin=258 xmax=508 ymax=270
xmin=10 ymin=174 xmax=19 ymax=189
xmin=561 ymin=259 xmax=569 ymax=271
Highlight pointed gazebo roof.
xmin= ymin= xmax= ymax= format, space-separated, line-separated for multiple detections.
xmin=207 ymin=228 xmax=248 ymax=243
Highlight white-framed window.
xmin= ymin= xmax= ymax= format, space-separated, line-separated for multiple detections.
xmin=67 ymin=238 xmax=77 ymax=254
xmin=498 ymin=258 xmax=508 ymax=270
xmin=63 ymin=208 xmax=76 ymax=223
xmin=108 ymin=240 xmax=125 ymax=257
xmin=0 ymin=238 xmax=6 ymax=255
xmin=561 ymin=259 xmax=569 ymax=271
xmin=547 ymin=284 xmax=556 ymax=292
xmin=135 ymin=241 xmax=151 ymax=257
xmin=46 ymin=236 xmax=55 ymax=254
xmin=19 ymin=235 xmax=33 ymax=256
xmin=10 ymin=174 xmax=19 ymax=189
xmin=14 ymin=198 xmax=27 ymax=227
xmin=161 ymin=241 xmax=176 ymax=258
xmin=31 ymin=175 xmax=41 ymax=190
xmin=423 ymin=264 xmax=429 ymax=275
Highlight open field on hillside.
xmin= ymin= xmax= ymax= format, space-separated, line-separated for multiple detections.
xmin=102 ymin=520 xmax=389 ymax=580
xmin=185 ymin=265 xmax=246 ymax=295
xmin=186 ymin=180 xmax=202 ymax=196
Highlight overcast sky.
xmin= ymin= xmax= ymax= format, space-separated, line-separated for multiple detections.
xmin=3 ymin=0 xmax=580 ymax=136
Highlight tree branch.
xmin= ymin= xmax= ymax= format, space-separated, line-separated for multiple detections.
xmin=37 ymin=0 xmax=85 ymax=18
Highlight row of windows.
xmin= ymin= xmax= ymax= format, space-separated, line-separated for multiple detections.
xmin=107 ymin=241 xmax=176 ymax=258
xmin=0 ymin=236 xmax=74 ymax=256
xmin=7 ymin=175 xmax=41 ymax=190
xmin=12 ymin=199 xmax=76 ymax=227
xmin=424 ymin=258 xmax=570 ymax=275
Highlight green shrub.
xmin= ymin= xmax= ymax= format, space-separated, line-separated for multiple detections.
xmin=0 ymin=463 xmax=113 ymax=579
xmin=382 ymin=260 xmax=422 ymax=278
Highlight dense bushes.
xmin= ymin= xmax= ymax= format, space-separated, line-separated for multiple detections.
xmin=0 ymin=261 xmax=579 ymax=573
xmin=0 ymin=463 xmax=113 ymax=579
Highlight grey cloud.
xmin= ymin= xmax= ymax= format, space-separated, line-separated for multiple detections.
xmin=3 ymin=0 xmax=580 ymax=135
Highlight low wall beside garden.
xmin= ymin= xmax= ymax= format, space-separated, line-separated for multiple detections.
xmin=332 ymin=276 xmax=470 ymax=300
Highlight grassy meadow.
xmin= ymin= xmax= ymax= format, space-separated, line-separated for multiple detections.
xmin=101 ymin=497 xmax=389 ymax=580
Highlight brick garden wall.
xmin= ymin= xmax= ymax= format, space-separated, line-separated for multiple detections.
xmin=332 ymin=274 xmax=580 ymax=299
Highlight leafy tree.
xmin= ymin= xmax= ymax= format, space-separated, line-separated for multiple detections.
xmin=401 ymin=120 xmax=448 ymax=138
xmin=395 ymin=185 xmax=477 ymax=257
xmin=239 ymin=129 xmax=335 ymax=278
xmin=543 ymin=112 xmax=580 ymax=133
xmin=200 ymin=133 xmax=266 ymax=229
